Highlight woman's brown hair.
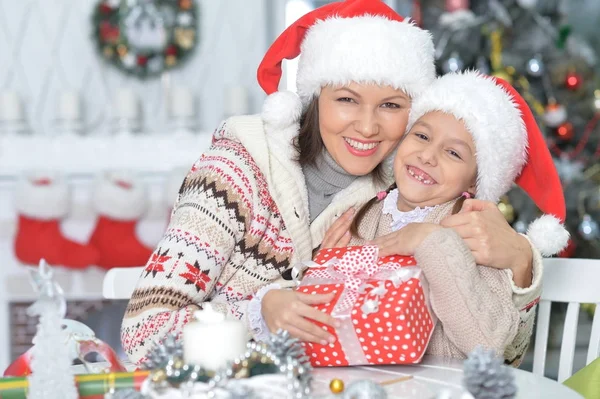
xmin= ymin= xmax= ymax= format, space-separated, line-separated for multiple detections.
xmin=294 ymin=97 xmax=386 ymax=185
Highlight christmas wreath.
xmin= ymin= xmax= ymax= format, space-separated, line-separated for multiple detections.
xmin=92 ymin=0 xmax=199 ymax=78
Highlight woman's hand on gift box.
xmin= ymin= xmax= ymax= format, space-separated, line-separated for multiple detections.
xmin=261 ymin=289 xmax=339 ymax=344
xmin=321 ymin=208 xmax=355 ymax=249
xmin=368 ymin=223 xmax=443 ymax=256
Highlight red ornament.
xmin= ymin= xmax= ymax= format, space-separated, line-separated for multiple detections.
xmin=99 ymin=21 xmax=120 ymax=43
xmin=565 ymin=71 xmax=582 ymax=90
xmin=556 ymin=122 xmax=574 ymax=141
xmin=165 ymin=45 xmax=178 ymax=56
xmin=99 ymin=2 xmax=114 ymax=14
xmin=446 ymin=0 xmax=470 ymax=12
xmin=137 ymin=55 xmax=148 ymax=66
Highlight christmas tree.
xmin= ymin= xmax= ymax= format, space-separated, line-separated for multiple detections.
xmin=418 ymin=0 xmax=600 ymax=258
xmin=27 ymin=260 xmax=78 ymax=399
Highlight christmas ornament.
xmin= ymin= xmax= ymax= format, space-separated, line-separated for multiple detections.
xmin=593 ymin=89 xmax=600 ymax=111
xmin=463 ymin=347 xmax=517 ymax=399
xmin=442 ymin=52 xmax=464 ymax=74
xmin=141 ymin=333 xmax=184 ymax=370
xmin=556 ymin=122 xmax=575 ymax=141
xmin=516 ymin=0 xmax=537 ymax=10
xmin=92 ymin=0 xmax=199 ymax=78
xmin=513 ymin=220 xmax=528 ymax=234
xmin=27 ymin=260 xmax=78 ymax=399
xmin=554 ymin=156 xmax=584 ymax=184
xmin=498 ymin=196 xmax=515 ymax=224
xmin=329 ymin=378 xmax=345 ymax=394
xmin=445 ymin=0 xmax=470 ymax=12
xmin=526 ymin=56 xmax=544 ymax=77
xmin=543 ymin=102 xmax=568 ymax=128
xmin=578 ymin=214 xmax=600 ymax=240
xmin=342 ymin=380 xmax=388 ymax=399
xmin=565 ymin=71 xmax=583 ymax=90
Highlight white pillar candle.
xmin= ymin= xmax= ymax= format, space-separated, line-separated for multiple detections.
xmin=0 ymin=91 xmax=23 ymax=121
xmin=183 ymin=304 xmax=248 ymax=370
xmin=224 ymin=85 xmax=249 ymax=117
xmin=114 ymin=88 xmax=140 ymax=120
xmin=58 ymin=90 xmax=81 ymax=121
xmin=170 ymin=87 xmax=195 ymax=119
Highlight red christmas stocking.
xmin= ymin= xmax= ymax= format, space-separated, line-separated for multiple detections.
xmin=89 ymin=172 xmax=153 ymax=269
xmin=13 ymin=174 xmax=100 ymax=268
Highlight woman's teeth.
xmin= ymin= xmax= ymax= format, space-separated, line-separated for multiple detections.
xmin=344 ymin=138 xmax=378 ymax=151
xmin=408 ymin=167 xmax=434 ymax=185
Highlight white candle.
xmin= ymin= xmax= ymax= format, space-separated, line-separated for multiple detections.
xmin=183 ymin=304 xmax=248 ymax=370
xmin=114 ymin=88 xmax=139 ymax=120
xmin=58 ymin=90 xmax=81 ymax=121
xmin=0 ymin=91 xmax=23 ymax=121
xmin=170 ymin=87 xmax=195 ymax=119
xmin=224 ymin=85 xmax=249 ymax=117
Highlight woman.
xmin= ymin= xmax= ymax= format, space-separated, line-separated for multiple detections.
xmin=121 ymin=0 xmax=551 ymax=364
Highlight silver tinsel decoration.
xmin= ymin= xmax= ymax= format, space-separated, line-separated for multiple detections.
xmin=105 ymin=389 xmax=147 ymax=399
xmin=463 ymin=347 xmax=517 ymax=399
xmin=142 ymin=333 xmax=183 ymax=370
xmin=342 ymin=380 xmax=388 ymax=399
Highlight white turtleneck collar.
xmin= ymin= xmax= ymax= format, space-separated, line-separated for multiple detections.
xmin=382 ymin=188 xmax=438 ymax=232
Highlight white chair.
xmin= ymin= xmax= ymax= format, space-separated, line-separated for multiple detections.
xmin=533 ymin=257 xmax=600 ymax=382
xmin=102 ymin=267 xmax=144 ymax=299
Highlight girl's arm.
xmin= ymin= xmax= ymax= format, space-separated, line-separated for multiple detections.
xmin=415 ymin=228 xmax=521 ymax=359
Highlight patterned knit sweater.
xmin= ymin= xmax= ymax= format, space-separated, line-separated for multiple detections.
xmin=121 ymin=115 xmax=390 ymax=364
xmin=351 ymin=200 xmax=542 ymax=367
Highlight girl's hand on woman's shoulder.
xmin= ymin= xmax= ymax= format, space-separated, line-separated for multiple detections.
xmin=368 ymin=223 xmax=442 ymax=257
xmin=261 ymin=288 xmax=339 ymax=344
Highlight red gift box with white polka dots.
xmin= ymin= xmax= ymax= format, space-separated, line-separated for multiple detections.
xmin=297 ymin=246 xmax=436 ymax=367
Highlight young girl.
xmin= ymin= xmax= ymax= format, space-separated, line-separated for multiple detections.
xmin=341 ymin=70 xmax=569 ymax=365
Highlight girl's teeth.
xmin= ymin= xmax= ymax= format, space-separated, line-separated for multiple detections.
xmin=408 ymin=167 xmax=434 ymax=185
xmin=345 ymin=138 xmax=378 ymax=151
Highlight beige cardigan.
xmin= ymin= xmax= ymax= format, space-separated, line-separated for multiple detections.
xmin=350 ymin=200 xmax=542 ymax=366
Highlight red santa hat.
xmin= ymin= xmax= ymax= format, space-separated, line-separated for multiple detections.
xmin=408 ymin=71 xmax=569 ymax=256
xmin=257 ymin=0 xmax=436 ymax=128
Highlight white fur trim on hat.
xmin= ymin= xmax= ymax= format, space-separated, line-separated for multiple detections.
xmin=261 ymin=91 xmax=303 ymax=129
xmin=407 ymin=71 xmax=528 ymax=203
xmin=526 ymin=214 xmax=570 ymax=257
xmin=297 ymin=16 xmax=435 ymax=105
xmin=92 ymin=171 xmax=147 ymax=220
xmin=14 ymin=172 xmax=70 ymax=220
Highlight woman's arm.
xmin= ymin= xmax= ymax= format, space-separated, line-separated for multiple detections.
xmin=121 ymin=147 xmax=249 ymax=365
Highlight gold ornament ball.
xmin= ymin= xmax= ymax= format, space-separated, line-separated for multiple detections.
xmin=498 ymin=198 xmax=515 ymax=224
xmin=166 ymin=55 xmax=178 ymax=67
xmin=329 ymin=378 xmax=345 ymax=394
xmin=117 ymin=44 xmax=128 ymax=57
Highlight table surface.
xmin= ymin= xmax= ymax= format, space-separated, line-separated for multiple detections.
xmin=310 ymin=356 xmax=583 ymax=399
xmin=73 ymin=356 xmax=582 ymax=399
